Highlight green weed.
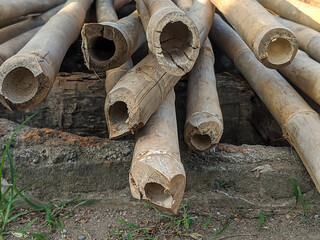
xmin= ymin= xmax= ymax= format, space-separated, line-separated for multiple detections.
xmin=290 ymin=177 xmax=310 ymax=217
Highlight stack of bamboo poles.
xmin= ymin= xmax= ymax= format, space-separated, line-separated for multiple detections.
xmin=1 ymin=0 xmax=320 ymax=214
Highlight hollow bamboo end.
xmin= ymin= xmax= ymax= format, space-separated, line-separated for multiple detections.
xmin=129 ymin=155 xmax=186 ymax=214
xmin=0 ymin=54 xmax=51 ymax=111
xmin=81 ymin=22 xmax=130 ymax=72
xmin=147 ymin=9 xmax=200 ymax=76
xmin=185 ymin=113 xmax=223 ymax=152
xmin=105 ymin=88 xmax=141 ymax=139
xmin=254 ymin=27 xmax=298 ymax=69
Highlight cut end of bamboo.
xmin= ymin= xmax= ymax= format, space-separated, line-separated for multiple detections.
xmin=81 ymin=22 xmax=130 ymax=71
xmin=185 ymin=113 xmax=223 ymax=152
xmin=147 ymin=9 xmax=200 ymax=76
xmin=255 ymin=28 xmax=298 ymax=68
xmin=129 ymin=155 xmax=186 ymax=214
xmin=0 ymin=54 xmax=50 ymax=111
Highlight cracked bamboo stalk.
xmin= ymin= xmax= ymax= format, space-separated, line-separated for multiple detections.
xmin=278 ymin=50 xmax=320 ymax=105
xmin=81 ymin=0 xmax=145 ymax=72
xmin=105 ymin=58 xmax=133 ymax=94
xmin=257 ymin=0 xmax=320 ymax=32
xmin=0 ymin=4 xmax=63 ymax=45
xmin=0 ymin=0 xmax=94 ymax=111
xmin=129 ymin=90 xmax=186 ymax=214
xmin=210 ymin=14 xmax=320 ymax=192
xmin=184 ymin=39 xmax=223 ymax=152
xmin=210 ymin=0 xmax=298 ymax=69
xmin=105 ymin=0 xmax=214 ymax=139
xmin=0 ymin=27 xmax=41 ymax=66
xmin=0 ymin=0 xmax=66 ymax=24
xmin=277 ymin=17 xmax=320 ymax=63
xmin=136 ymin=0 xmax=200 ymax=76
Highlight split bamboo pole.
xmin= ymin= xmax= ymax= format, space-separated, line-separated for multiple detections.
xmin=277 ymin=17 xmax=320 ymax=63
xmin=210 ymin=14 xmax=320 ymax=192
xmin=129 ymin=90 xmax=186 ymax=214
xmin=257 ymin=0 xmax=320 ymax=32
xmin=136 ymin=0 xmax=199 ymax=76
xmin=0 ymin=27 xmax=41 ymax=66
xmin=210 ymin=0 xmax=298 ymax=69
xmin=105 ymin=0 xmax=214 ymax=139
xmin=0 ymin=0 xmax=66 ymax=24
xmin=278 ymin=50 xmax=320 ymax=105
xmin=81 ymin=0 xmax=145 ymax=71
xmin=0 ymin=4 xmax=64 ymax=45
xmin=0 ymin=0 xmax=94 ymax=111
xmin=105 ymin=59 xmax=133 ymax=94
xmin=184 ymin=39 xmax=223 ymax=152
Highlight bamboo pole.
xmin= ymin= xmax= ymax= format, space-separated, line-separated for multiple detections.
xmin=105 ymin=59 xmax=133 ymax=94
xmin=0 ymin=4 xmax=64 ymax=45
xmin=278 ymin=50 xmax=320 ymax=105
xmin=0 ymin=27 xmax=41 ymax=66
xmin=184 ymin=39 xmax=223 ymax=152
xmin=81 ymin=0 xmax=145 ymax=72
xmin=105 ymin=0 xmax=214 ymax=139
xmin=277 ymin=17 xmax=320 ymax=63
xmin=210 ymin=0 xmax=298 ymax=69
xmin=257 ymin=0 xmax=320 ymax=32
xmin=0 ymin=0 xmax=66 ymax=24
xmin=129 ymin=90 xmax=186 ymax=214
xmin=136 ymin=0 xmax=200 ymax=76
xmin=210 ymin=14 xmax=320 ymax=192
xmin=0 ymin=0 xmax=94 ymax=111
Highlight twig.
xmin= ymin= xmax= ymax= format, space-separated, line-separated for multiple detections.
xmin=217 ymin=234 xmax=255 ymax=240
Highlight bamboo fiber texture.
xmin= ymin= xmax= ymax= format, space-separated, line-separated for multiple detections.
xmin=210 ymin=14 xmax=320 ymax=192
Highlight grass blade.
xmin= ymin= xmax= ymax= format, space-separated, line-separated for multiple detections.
xmin=204 ymin=215 xmax=212 ymax=228
xmin=213 ymin=221 xmax=230 ymax=238
xmin=290 ymin=177 xmax=299 ymax=204
xmin=115 ymin=219 xmax=139 ymax=229
xmin=127 ymin=230 xmax=133 ymax=240
xmin=23 ymin=217 xmax=38 ymax=230
xmin=258 ymin=212 xmax=265 ymax=231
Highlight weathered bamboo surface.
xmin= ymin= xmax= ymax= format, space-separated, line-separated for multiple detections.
xmin=210 ymin=13 xmax=320 ymax=192
xmin=257 ymin=0 xmax=320 ymax=32
xmin=0 ymin=0 xmax=66 ymax=24
xmin=277 ymin=17 xmax=320 ymax=63
xmin=185 ymin=39 xmax=223 ymax=152
xmin=211 ymin=0 xmax=298 ymax=69
xmin=130 ymin=90 xmax=186 ymax=214
xmin=0 ymin=0 xmax=93 ymax=111
xmin=0 ymin=27 xmax=41 ymax=66
xmin=0 ymin=4 xmax=63 ymax=45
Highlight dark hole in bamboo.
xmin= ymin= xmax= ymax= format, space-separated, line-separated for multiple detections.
xmin=90 ymin=36 xmax=116 ymax=62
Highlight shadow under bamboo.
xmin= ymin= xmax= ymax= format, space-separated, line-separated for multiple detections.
xmin=0 ymin=27 xmax=41 ymax=66
xmin=105 ymin=0 xmax=214 ymax=139
xmin=277 ymin=16 xmax=320 ymax=63
xmin=81 ymin=0 xmax=145 ymax=71
xmin=210 ymin=13 xmax=320 ymax=192
xmin=211 ymin=0 xmax=298 ymax=69
xmin=184 ymin=39 xmax=223 ymax=153
xmin=0 ymin=4 xmax=63 ymax=45
xmin=0 ymin=0 xmax=66 ymax=24
xmin=136 ymin=0 xmax=200 ymax=76
xmin=257 ymin=0 xmax=320 ymax=32
xmin=0 ymin=0 xmax=94 ymax=111
xmin=129 ymin=90 xmax=186 ymax=214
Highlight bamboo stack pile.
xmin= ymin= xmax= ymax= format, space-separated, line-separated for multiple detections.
xmin=1 ymin=0 xmax=320 ymax=214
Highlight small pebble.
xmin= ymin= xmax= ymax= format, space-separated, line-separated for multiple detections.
xmin=123 ymin=147 xmax=131 ymax=156
xmin=78 ymin=235 xmax=86 ymax=240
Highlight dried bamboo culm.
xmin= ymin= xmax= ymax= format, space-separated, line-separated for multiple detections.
xmin=130 ymin=90 xmax=186 ymax=214
xmin=0 ymin=27 xmax=41 ymax=66
xmin=184 ymin=39 xmax=223 ymax=152
xmin=210 ymin=0 xmax=298 ymax=69
xmin=0 ymin=0 xmax=66 ymax=24
xmin=257 ymin=0 xmax=320 ymax=32
xmin=105 ymin=0 xmax=215 ymax=139
xmin=277 ymin=16 xmax=320 ymax=63
xmin=0 ymin=4 xmax=64 ymax=45
xmin=136 ymin=0 xmax=200 ymax=76
xmin=210 ymin=14 xmax=320 ymax=192
xmin=81 ymin=0 xmax=145 ymax=71
xmin=0 ymin=0 xmax=94 ymax=111
xmin=278 ymin=50 xmax=320 ymax=105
